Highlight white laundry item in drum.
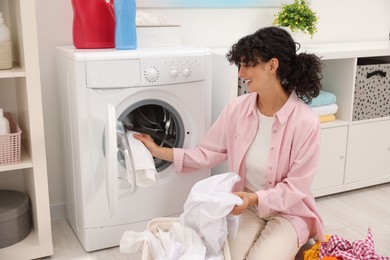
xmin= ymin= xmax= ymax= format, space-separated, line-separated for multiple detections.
xmin=126 ymin=131 xmax=157 ymax=187
xmin=179 ymin=172 xmax=243 ymax=259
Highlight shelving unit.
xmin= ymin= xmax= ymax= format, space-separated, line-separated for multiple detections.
xmin=211 ymin=40 xmax=390 ymax=197
xmin=0 ymin=0 xmax=53 ymax=259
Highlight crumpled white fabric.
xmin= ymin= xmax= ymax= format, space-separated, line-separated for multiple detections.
xmin=119 ymin=220 xmax=206 ymax=260
xmin=169 ymin=221 xmax=206 ymax=259
xmin=119 ymin=172 xmax=242 ymax=259
xmin=119 ymin=230 xmax=164 ymax=259
xmin=126 ymin=131 xmax=157 ymax=187
xmin=179 ymin=172 xmax=243 ymax=259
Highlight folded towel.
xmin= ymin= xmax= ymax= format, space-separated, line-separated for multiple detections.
xmin=126 ymin=131 xmax=157 ymax=187
xmin=311 ymin=103 xmax=338 ymax=117
xmin=310 ymin=91 xmax=337 ymax=107
xmin=319 ymin=114 xmax=336 ymax=123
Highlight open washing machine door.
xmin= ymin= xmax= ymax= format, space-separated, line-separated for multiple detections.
xmin=105 ymin=100 xmax=185 ymax=216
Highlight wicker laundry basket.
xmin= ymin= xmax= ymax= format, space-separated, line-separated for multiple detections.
xmin=0 ymin=112 xmax=21 ymax=165
xmin=141 ymin=217 xmax=231 ymax=260
xmin=0 ymin=41 xmax=12 ymax=70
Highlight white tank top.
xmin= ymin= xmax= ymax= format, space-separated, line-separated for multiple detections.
xmin=245 ymin=109 xmax=274 ymax=192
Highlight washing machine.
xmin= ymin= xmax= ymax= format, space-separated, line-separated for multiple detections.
xmin=56 ymin=46 xmax=211 ymax=251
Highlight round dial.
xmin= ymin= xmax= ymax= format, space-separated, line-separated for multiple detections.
xmin=145 ymin=67 xmax=159 ymax=82
xmin=182 ymin=68 xmax=191 ymax=77
xmin=170 ymin=69 xmax=178 ymax=78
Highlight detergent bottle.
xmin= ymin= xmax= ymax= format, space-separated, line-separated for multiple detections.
xmin=0 ymin=108 xmax=10 ymax=135
xmin=71 ymin=0 xmax=115 ymax=49
xmin=114 ymin=0 xmax=137 ymax=50
xmin=0 ymin=12 xmax=12 ymax=69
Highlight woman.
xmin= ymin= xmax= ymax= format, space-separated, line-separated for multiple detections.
xmin=135 ymin=26 xmax=325 ymax=260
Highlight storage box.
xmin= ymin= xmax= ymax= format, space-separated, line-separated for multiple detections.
xmin=0 ymin=190 xmax=32 ymax=248
xmin=136 ymin=25 xmax=181 ymax=48
xmin=0 ymin=112 xmax=21 ymax=165
xmin=0 ymin=41 xmax=12 ymax=70
xmin=353 ymin=57 xmax=390 ymax=121
xmin=141 ymin=217 xmax=231 ymax=260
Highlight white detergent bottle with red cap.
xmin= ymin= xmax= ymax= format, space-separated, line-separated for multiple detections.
xmin=114 ymin=0 xmax=137 ymax=50
xmin=0 ymin=108 xmax=10 ymax=135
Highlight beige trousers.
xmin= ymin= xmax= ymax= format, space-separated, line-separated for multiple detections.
xmin=227 ymin=207 xmax=300 ymax=260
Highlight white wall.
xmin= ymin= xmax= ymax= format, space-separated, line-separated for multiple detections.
xmin=34 ymin=0 xmax=390 ymax=218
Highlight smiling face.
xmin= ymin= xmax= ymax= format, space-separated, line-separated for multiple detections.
xmin=238 ymin=58 xmax=279 ymax=94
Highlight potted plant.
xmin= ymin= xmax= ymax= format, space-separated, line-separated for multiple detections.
xmin=273 ymin=0 xmax=319 ymax=38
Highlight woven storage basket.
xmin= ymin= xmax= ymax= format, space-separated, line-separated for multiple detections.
xmin=0 ymin=112 xmax=21 ymax=165
xmin=141 ymin=217 xmax=231 ymax=260
xmin=0 ymin=41 xmax=12 ymax=70
xmin=353 ymin=57 xmax=390 ymax=121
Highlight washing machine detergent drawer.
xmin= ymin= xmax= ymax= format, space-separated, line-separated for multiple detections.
xmin=86 ymin=59 xmax=141 ymax=88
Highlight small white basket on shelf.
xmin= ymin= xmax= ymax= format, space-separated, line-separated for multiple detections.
xmin=0 ymin=112 xmax=21 ymax=165
xmin=141 ymin=217 xmax=231 ymax=260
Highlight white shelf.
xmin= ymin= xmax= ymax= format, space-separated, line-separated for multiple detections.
xmin=0 ymin=0 xmax=53 ymax=258
xmin=0 ymin=230 xmax=52 ymax=260
xmin=301 ymin=40 xmax=390 ymax=59
xmin=320 ymin=119 xmax=349 ymax=129
xmin=0 ymin=146 xmax=33 ymax=172
xmin=0 ymin=64 xmax=25 ymax=78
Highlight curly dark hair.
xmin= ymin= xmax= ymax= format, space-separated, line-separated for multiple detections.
xmin=226 ymin=26 xmax=322 ymax=104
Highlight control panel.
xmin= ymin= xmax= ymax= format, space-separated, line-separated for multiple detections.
xmin=140 ymin=55 xmax=207 ymax=85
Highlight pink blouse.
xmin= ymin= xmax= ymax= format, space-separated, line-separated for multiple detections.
xmin=173 ymin=91 xmax=325 ymax=246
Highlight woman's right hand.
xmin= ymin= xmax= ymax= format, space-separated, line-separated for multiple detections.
xmin=133 ymin=133 xmax=174 ymax=162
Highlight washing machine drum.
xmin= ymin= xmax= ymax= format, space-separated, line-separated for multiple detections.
xmin=118 ymin=100 xmax=185 ymax=172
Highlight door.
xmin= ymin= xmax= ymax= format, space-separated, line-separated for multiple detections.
xmin=345 ymin=120 xmax=390 ymax=183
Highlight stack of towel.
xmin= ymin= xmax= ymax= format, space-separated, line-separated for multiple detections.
xmin=310 ymin=91 xmax=338 ymax=123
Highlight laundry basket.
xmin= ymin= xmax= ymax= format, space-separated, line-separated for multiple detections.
xmin=0 ymin=112 xmax=21 ymax=165
xmin=141 ymin=217 xmax=231 ymax=260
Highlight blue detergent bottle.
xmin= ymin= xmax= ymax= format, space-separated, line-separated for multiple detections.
xmin=114 ymin=0 xmax=137 ymax=50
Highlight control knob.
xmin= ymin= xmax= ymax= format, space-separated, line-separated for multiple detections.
xmin=145 ymin=67 xmax=159 ymax=82
xmin=182 ymin=68 xmax=191 ymax=77
xmin=169 ymin=69 xmax=179 ymax=78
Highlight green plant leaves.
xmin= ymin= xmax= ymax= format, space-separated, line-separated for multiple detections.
xmin=273 ymin=0 xmax=319 ymax=37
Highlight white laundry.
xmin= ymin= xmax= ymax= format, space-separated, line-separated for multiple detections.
xmin=119 ymin=220 xmax=206 ymax=260
xmin=119 ymin=230 xmax=164 ymax=259
xmin=126 ymin=131 xmax=157 ymax=187
xmin=119 ymin=173 xmax=242 ymax=259
xmin=179 ymin=172 xmax=243 ymax=259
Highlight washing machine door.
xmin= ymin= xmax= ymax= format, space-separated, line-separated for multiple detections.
xmin=105 ymin=99 xmax=185 ymax=216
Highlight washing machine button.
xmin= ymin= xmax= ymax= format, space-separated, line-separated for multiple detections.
xmin=169 ymin=69 xmax=179 ymax=78
xmin=182 ymin=68 xmax=191 ymax=77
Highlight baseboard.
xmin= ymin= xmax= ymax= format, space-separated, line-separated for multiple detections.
xmin=50 ymin=202 xmax=66 ymax=220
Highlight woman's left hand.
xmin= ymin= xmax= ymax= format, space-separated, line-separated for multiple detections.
xmin=230 ymin=192 xmax=258 ymax=215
